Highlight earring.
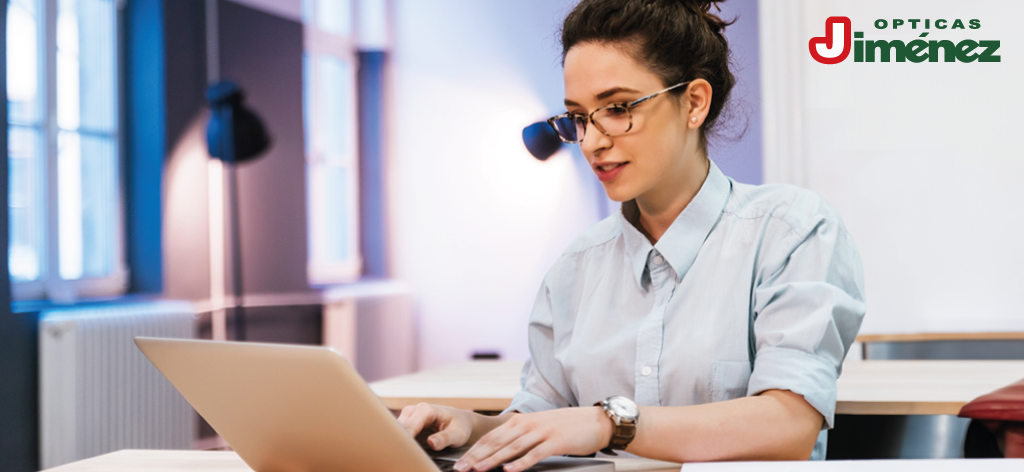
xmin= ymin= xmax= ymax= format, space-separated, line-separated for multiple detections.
xmin=691 ymin=117 xmax=697 ymax=123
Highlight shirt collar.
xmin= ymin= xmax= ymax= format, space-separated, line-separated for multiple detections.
xmin=618 ymin=160 xmax=732 ymax=290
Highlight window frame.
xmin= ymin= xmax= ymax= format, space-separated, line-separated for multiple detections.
xmin=8 ymin=0 xmax=128 ymax=301
xmin=303 ymin=0 xmax=363 ymax=285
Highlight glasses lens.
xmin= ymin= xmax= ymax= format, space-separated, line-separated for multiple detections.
xmin=551 ymin=116 xmax=582 ymax=143
xmin=593 ymin=106 xmax=631 ymax=136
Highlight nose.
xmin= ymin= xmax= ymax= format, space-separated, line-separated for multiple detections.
xmin=579 ymin=127 xmax=612 ymax=158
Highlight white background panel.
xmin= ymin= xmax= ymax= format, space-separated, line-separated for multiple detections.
xmin=772 ymin=0 xmax=1024 ymax=334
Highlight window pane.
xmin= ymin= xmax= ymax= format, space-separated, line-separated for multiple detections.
xmin=56 ymin=0 xmax=119 ymax=282
xmin=77 ymin=0 xmax=117 ymax=132
xmin=316 ymin=0 xmax=352 ymax=37
xmin=323 ymin=165 xmax=350 ymax=262
xmin=57 ymin=131 xmax=83 ymax=279
xmin=57 ymin=0 xmax=116 ymax=133
xmin=308 ymin=163 xmax=352 ymax=264
xmin=8 ymin=125 xmax=45 ymax=282
xmin=7 ymin=0 xmax=43 ymax=125
xmin=318 ymin=54 xmax=353 ymax=162
xmin=58 ymin=131 xmax=117 ymax=280
xmin=57 ymin=0 xmax=80 ymax=130
xmin=78 ymin=133 xmax=117 ymax=277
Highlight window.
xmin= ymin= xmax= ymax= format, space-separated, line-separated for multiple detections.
xmin=303 ymin=0 xmax=362 ymax=284
xmin=7 ymin=0 xmax=125 ymax=301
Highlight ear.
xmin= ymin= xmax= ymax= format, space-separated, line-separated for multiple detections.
xmin=682 ymin=79 xmax=713 ymax=128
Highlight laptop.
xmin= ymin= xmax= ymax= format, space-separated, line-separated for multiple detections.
xmin=135 ymin=337 xmax=612 ymax=471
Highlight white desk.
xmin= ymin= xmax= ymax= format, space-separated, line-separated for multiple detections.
xmin=368 ymin=360 xmax=1024 ymax=415
xmin=41 ymin=449 xmax=681 ymax=472
xmin=681 ymin=459 xmax=1024 ymax=471
xmin=40 ymin=449 xmax=1024 ymax=471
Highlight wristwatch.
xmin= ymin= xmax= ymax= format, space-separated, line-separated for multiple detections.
xmin=594 ymin=396 xmax=639 ymax=455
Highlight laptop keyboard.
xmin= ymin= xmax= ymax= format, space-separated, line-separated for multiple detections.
xmin=432 ymin=458 xmax=504 ymax=472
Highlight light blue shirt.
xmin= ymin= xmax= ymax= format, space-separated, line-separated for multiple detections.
xmin=506 ymin=160 xmax=866 ymax=460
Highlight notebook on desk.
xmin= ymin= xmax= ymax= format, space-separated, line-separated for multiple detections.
xmin=135 ymin=337 xmax=612 ymax=472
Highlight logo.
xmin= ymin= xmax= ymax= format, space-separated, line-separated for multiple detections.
xmin=809 ymin=16 xmax=1000 ymax=64
xmin=809 ymin=17 xmax=852 ymax=64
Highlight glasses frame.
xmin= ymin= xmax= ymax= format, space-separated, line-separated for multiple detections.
xmin=547 ymin=81 xmax=691 ymax=144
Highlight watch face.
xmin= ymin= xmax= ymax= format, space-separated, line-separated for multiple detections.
xmin=607 ymin=396 xmax=638 ymax=418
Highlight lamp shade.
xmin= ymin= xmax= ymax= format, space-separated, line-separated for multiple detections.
xmin=522 ymin=121 xmax=563 ymax=161
xmin=206 ymin=81 xmax=271 ymax=163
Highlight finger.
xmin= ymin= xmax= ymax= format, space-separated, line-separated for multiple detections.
xmin=429 ymin=409 xmax=474 ymax=450
xmin=397 ymin=405 xmax=416 ymax=423
xmin=501 ymin=443 xmax=554 ymax=472
xmin=427 ymin=430 xmax=454 ymax=450
xmin=473 ymin=433 xmax=543 ymax=472
xmin=457 ymin=419 xmax=529 ymax=472
xmin=401 ymin=403 xmax=439 ymax=438
xmin=455 ymin=423 xmax=519 ymax=471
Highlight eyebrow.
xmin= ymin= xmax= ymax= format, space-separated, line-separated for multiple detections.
xmin=564 ymin=86 xmax=642 ymax=108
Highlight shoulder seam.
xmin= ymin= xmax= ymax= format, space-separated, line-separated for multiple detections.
xmin=561 ymin=225 xmax=620 ymax=256
xmin=722 ymin=207 xmax=803 ymax=237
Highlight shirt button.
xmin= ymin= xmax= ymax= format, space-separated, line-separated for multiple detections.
xmin=652 ymin=255 xmax=664 ymax=265
xmin=641 ymin=366 xmax=652 ymax=376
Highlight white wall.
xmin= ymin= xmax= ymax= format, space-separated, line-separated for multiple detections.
xmin=389 ymin=0 xmax=604 ymax=369
xmin=761 ymin=0 xmax=1024 ymax=335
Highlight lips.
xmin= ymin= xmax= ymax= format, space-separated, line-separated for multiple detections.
xmin=594 ymin=161 xmax=628 ymax=182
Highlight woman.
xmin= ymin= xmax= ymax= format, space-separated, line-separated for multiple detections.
xmin=400 ymin=0 xmax=866 ymax=469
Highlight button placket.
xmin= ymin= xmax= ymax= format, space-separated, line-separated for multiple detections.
xmin=634 ymin=259 xmax=677 ymax=406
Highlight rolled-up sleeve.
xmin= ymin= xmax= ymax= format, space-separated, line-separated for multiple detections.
xmin=505 ymin=273 xmax=577 ymax=414
xmin=746 ymin=207 xmax=867 ymax=430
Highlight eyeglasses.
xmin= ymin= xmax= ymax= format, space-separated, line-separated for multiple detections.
xmin=546 ymin=81 xmax=691 ymax=144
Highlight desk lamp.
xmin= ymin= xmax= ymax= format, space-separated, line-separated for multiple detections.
xmin=523 ymin=120 xmax=564 ymax=161
xmin=206 ymin=81 xmax=271 ymax=341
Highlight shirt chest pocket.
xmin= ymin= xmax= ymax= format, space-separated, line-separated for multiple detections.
xmin=709 ymin=361 xmax=752 ymax=403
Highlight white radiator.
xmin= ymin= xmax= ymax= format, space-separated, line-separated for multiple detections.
xmin=39 ymin=300 xmax=197 ymax=469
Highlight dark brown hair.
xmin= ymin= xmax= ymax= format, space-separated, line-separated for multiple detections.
xmin=560 ymin=0 xmax=736 ymax=152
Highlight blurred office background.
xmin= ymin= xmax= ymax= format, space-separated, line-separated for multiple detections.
xmin=3 ymin=0 xmax=1023 ymax=470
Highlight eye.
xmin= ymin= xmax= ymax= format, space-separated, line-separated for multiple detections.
xmin=605 ymin=105 xmax=629 ymax=117
xmin=567 ymin=113 xmax=587 ymax=123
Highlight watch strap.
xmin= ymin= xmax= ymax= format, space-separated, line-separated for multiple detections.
xmin=595 ymin=398 xmax=638 ymax=455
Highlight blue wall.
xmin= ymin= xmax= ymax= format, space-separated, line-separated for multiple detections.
xmin=127 ymin=0 xmax=166 ymax=294
xmin=0 ymin=1 xmax=40 ymax=469
xmin=712 ymin=0 xmax=763 ymax=185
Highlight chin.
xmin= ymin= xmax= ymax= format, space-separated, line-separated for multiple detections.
xmin=601 ymin=181 xmax=638 ymax=203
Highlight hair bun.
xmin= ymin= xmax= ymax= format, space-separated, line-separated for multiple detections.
xmin=675 ymin=0 xmax=730 ymax=34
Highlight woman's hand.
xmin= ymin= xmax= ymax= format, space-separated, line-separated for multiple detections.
xmin=397 ymin=403 xmax=478 ymax=450
xmin=453 ymin=407 xmax=613 ymax=472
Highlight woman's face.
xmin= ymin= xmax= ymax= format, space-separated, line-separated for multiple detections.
xmin=563 ymin=42 xmax=702 ymax=203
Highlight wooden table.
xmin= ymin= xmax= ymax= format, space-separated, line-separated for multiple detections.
xmin=836 ymin=360 xmax=1024 ymax=414
xmin=856 ymin=332 xmax=1024 ymax=343
xmin=369 ymin=360 xmax=1024 ymax=416
xmin=42 ymin=449 xmax=682 ymax=472
xmin=370 ymin=360 xmax=526 ymax=411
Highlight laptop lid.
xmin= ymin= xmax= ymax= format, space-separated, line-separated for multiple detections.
xmin=135 ymin=337 xmax=613 ymax=472
xmin=135 ymin=337 xmax=440 ymax=472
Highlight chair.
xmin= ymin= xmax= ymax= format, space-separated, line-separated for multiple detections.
xmin=959 ymin=378 xmax=1024 ymax=458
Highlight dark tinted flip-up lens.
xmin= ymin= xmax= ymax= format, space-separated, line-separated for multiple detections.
xmin=551 ymin=116 xmax=580 ymax=142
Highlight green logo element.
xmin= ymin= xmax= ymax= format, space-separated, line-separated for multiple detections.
xmin=812 ymin=17 xmax=1002 ymax=64
xmin=854 ymin=32 xmax=1000 ymax=63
